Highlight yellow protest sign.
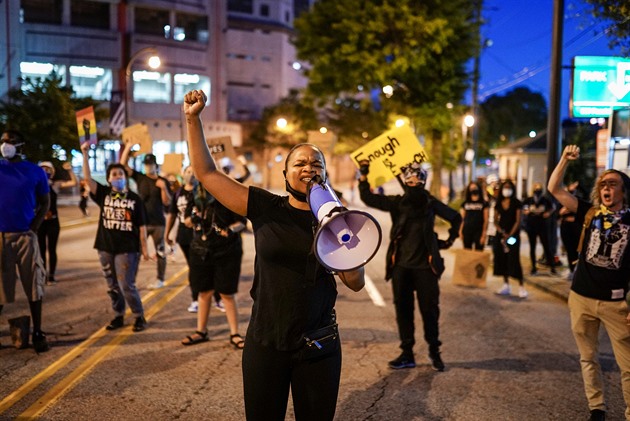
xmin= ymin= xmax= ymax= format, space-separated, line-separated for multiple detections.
xmin=76 ymin=106 xmax=97 ymax=146
xmin=351 ymin=125 xmax=429 ymax=187
xmin=162 ymin=153 xmax=185 ymax=176
xmin=122 ymin=124 xmax=153 ymax=155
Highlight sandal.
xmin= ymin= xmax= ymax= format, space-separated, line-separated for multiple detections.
xmin=181 ymin=330 xmax=209 ymax=346
xmin=229 ymin=333 xmax=245 ymax=350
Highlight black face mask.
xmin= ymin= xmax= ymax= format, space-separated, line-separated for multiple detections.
xmin=403 ymin=184 xmax=428 ymax=207
xmin=534 ymin=190 xmax=543 ymax=198
xmin=283 ymin=170 xmax=308 ymax=203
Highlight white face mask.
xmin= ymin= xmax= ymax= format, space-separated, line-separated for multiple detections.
xmin=502 ymin=188 xmax=513 ymax=198
xmin=1 ymin=142 xmax=17 ymax=159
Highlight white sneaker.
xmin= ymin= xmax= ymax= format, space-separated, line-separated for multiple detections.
xmin=214 ymin=298 xmax=226 ymax=313
xmin=495 ymin=284 xmax=511 ymax=295
xmin=518 ymin=287 xmax=529 ymax=299
xmin=187 ymin=301 xmax=198 ymax=313
xmin=150 ymin=279 xmax=165 ymax=289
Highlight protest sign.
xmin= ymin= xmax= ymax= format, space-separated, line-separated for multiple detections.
xmin=76 ymin=106 xmax=97 ymax=146
xmin=351 ymin=125 xmax=429 ymax=187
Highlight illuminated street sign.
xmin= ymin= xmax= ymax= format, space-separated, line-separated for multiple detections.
xmin=571 ymin=56 xmax=630 ymax=118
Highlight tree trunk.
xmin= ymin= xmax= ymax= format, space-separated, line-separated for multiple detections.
xmin=430 ymin=129 xmax=443 ymax=199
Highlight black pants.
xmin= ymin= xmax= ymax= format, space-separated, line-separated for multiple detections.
xmin=37 ymin=218 xmax=60 ymax=277
xmin=526 ymin=223 xmax=555 ymax=272
xmin=463 ymin=229 xmax=484 ymax=250
xmin=560 ymin=220 xmax=580 ymax=271
xmin=391 ymin=266 xmax=441 ymax=356
xmin=242 ymin=337 xmax=342 ymax=421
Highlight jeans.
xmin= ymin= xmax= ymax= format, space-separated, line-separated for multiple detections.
xmin=97 ymin=251 xmax=144 ymax=317
xmin=147 ymin=225 xmax=166 ymax=280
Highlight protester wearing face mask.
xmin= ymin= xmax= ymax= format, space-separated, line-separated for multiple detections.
xmin=522 ymin=182 xmax=557 ymax=276
xmin=493 ymin=179 xmax=527 ymax=298
xmin=0 ymin=129 xmax=50 ymax=352
xmin=37 ymin=161 xmax=77 ymax=286
xmin=80 ymin=142 xmax=150 ymax=332
xmin=460 ymin=181 xmax=489 ymax=250
xmin=359 ymin=159 xmax=461 ymax=371
xmin=165 ymin=165 xmax=198 ymax=312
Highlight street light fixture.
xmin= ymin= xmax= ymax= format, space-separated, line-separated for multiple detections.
xmin=125 ymin=47 xmax=160 ymax=126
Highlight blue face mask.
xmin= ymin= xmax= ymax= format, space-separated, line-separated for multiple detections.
xmin=110 ymin=178 xmax=126 ymax=191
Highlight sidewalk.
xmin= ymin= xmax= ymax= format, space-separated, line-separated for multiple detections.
xmin=56 ymin=190 xmax=572 ymax=302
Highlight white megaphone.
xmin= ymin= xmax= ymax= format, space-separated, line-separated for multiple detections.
xmin=307 ymin=175 xmax=382 ymax=272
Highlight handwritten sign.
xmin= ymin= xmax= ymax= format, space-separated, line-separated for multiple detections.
xmin=122 ymin=124 xmax=153 ymax=155
xmin=76 ymin=106 xmax=97 ymax=146
xmin=351 ymin=125 xmax=429 ymax=187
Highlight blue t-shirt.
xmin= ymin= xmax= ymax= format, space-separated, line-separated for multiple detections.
xmin=0 ymin=159 xmax=49 ymax=232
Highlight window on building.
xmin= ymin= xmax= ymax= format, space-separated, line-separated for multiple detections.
xmin=134 ymin=7 xmax=170 ymax=37
xmin=175 ymin=13 xmax=209 ymax=42
xmin=174 ymin=73 xmax=211 ymax=104
xmin=260 ymin=4 xmax=269 ymax=16
xmin=285 ymin=11 xmax=291 ymax=23
xmin=21 ymin=0 xmax=62 ymax=24
xmin=132 ymin=71 xmax=171 ymax=103
xmin=69 ymin=66 xmax=112 ymax=100
xmin=228 ymin=0 xmax=253 ymax=13
xmin=294 ymin=0 xmax=310 ymax=18
xmin=71 ymin=0 xmax=110 ymax=29
xmin=19 ymin=62 xmax=66 ymax=89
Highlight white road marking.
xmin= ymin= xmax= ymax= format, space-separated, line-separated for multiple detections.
xmin=364 ymin=274 xmax=386 ymax=307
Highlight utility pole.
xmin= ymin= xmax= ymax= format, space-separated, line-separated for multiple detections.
xmin=546 ymin=0 xmax=564 ymax=181
xmin=469 ymin=0 xmax=482 ymax=183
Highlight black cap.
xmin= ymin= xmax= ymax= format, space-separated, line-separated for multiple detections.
xmin=143 ymin=154 xmax=157 ymax=165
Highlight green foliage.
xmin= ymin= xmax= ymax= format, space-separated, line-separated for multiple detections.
xmin=0 ymin=74 xmax=104 ymax=164
xmin=478 ymin=87 xmax=548 ymax=156
xmin=584 ymin=0 xmax=630 ymax=54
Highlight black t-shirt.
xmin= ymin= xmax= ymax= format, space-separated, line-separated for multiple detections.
xmin=572 ymin=199 xmax=630 ymax=301
xmin=185 ymin=187 xmax=246 ymax=258
xmin=397 ymin=204 xmax=429 ymax=269
xmin=495 ymin=198 xmax=522 ymax=234
xmin=461 ymin=199 xmax=487 ymax=234
xmin=523 ymin=195 xmax=554 ymax=227
xmin=169 ymin=187 xmax=194 ymax=246
xmin=131 ymin=170 xmax=169 ymax=225
xmin=93 ymin=183 xmax=146 ymax=253
xmin=246 ymin=186 xmax=337 ymax=351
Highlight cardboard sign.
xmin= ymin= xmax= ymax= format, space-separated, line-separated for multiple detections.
xmin=206 ymin=136 xmax=247 ymax=177
xmin=350 ymin=125 xmax=429 ymax=187
xmin=122 ymin=124 xmax=153 ymax=155
xmin=162 ymin=153 xmax=184 ymax=176
xmin=76 ymin=106 xmax=97 ymax=146
xmin=451 ymin=249 xmax=490 ymax=288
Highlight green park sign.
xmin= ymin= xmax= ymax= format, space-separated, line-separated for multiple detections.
xmin=571 ymin=56 xmax=630 ymax=118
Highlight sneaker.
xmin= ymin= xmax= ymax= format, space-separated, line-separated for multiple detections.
xmin=132 ymin=316 xmax=147 ymax=332
xmin=150 ymin=279 xmax=165 ymax=289
xmin=106 ymin=316 xmax=124 ymax=331
xmin=495 ymin=284 xmax=511 ymax=295
xmin=45 ymin=276 xmax=58 ymax=286
xmin=388 ymin=353 xmax=416 ymax=369
xmin=530 ymin=269 xmax=538 ymax=276
xmin=214 ymin=298 xmax=226 ymax=313
xmin=428 ymin=351 xmax=445 ymax=372
xmin=32 ymin=330 xmax=50 ymax=353
xmin=518 ymin=287 xmax=529 ymax=299
xmin=187 ymin=301 xmax=199 ymax=313
xmin=589 ymin=409 xmax=606 ymax=421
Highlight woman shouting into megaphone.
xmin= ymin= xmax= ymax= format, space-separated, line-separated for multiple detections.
xmin=183 ymin=90 xmax=364 ymax=421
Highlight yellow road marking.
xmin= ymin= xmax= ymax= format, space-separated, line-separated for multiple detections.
xmin=0 ymin=267 xmax=188 ymax=416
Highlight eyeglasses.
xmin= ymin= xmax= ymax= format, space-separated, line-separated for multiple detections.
xmin=598 ymin=180 xmax=620 ymax=189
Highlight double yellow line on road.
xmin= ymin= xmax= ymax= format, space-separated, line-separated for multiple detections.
xmin=0 ymin=267 xmax=189 ymax=419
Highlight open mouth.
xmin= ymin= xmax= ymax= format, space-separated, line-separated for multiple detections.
xmin=602 ymin=192 xmax=612 ymax=202
xmin=300 ymin=177 xmax=312 ymax=184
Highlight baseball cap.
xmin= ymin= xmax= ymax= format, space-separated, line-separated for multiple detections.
xmin=143 ymin=154 xmax=157 ymax=165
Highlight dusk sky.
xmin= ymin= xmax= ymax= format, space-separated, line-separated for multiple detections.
xmin=477 ymin=0 xmax=622 ymax=120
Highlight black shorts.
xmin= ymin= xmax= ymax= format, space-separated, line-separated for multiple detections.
xmin=188 ymin=251 xmax=242 ymax=295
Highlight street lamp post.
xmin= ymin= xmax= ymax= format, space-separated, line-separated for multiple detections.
xmin=124 ymin=47 xmax=160 ymax=126
xmin=463 ymin=114 xmax=475 ymax=186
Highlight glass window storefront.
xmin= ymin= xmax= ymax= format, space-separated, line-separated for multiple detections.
xmin=69 ymin=66 xmax=112 ymax=100
xmin=133 ymin=71 xmax=171 ymax=103
xmin=19 ymin=62 xmax=66 ymax=89
xmin=173 ymin=73 xmax=211 ymax=104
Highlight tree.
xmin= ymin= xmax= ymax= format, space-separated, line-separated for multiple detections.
xmin=584 ymin=1 xmax=630 ymax=54
xmin=293 ymin=0 xmax=477 ymax=196
xmin=0 ymin=74 xmax=103 ymax=164
xmin=478 ymin=87 xmax=548 ymax=156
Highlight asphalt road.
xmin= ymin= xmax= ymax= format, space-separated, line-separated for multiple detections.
xmin=0 ymin=199 xmax=626 ymax=420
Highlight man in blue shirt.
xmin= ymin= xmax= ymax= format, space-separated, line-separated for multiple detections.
xmin=0 ymin=129 xmax=51 ymax=352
